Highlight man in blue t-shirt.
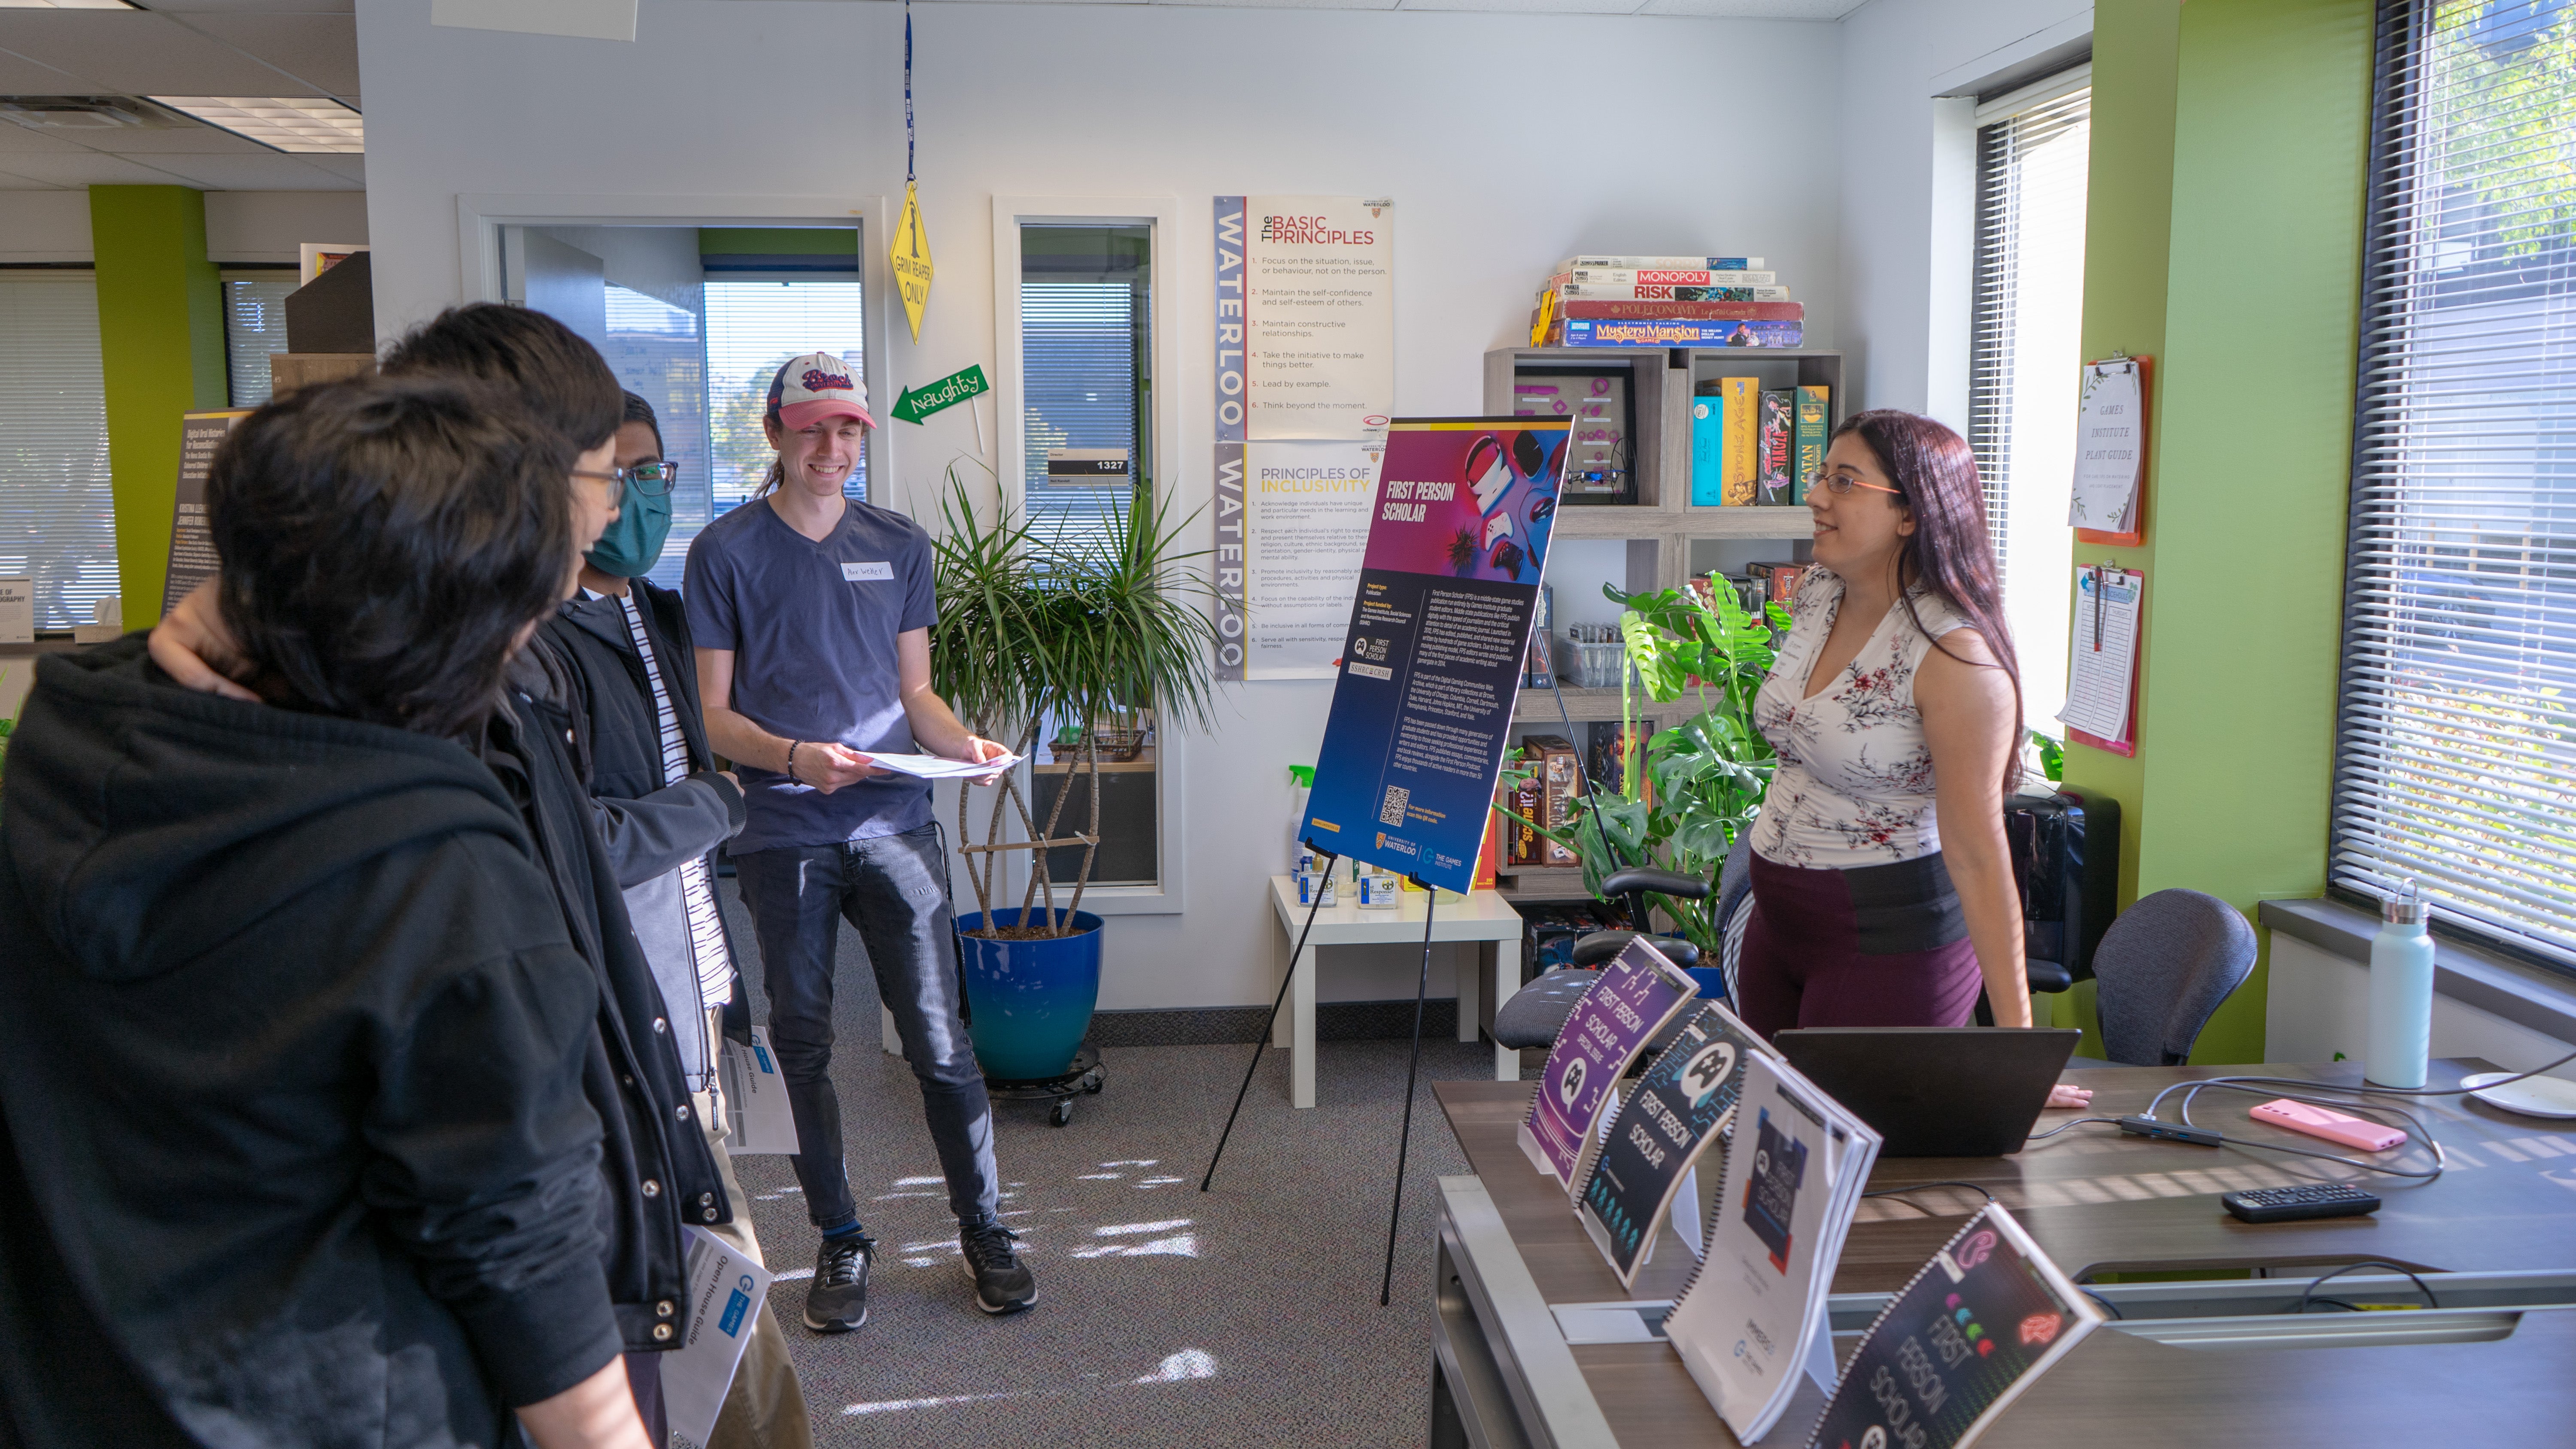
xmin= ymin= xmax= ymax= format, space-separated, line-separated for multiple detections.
xmin=686 ymin=353 xmax=1033 ymax=1334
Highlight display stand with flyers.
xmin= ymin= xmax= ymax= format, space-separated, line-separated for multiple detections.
xmin=1663 ymin=1052 xmax=1883 ymax=1443
xmin=1574 ymin=998 xmax=1775 ymax=1287
xmin=1805 ymin=1205 xmax=2103 ymax=1449
xmin=1516 ymin=939 xmax=1704 ymax=1190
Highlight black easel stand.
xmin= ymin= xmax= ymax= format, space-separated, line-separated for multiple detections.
xmin=1200 ymin=842 xmax=1338 ymax=1193
xmin=1379 ymin=878 xmax=1438 ymax=1306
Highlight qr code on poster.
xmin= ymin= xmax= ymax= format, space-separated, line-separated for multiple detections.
xmin=1379 ymin=786 xmax=1410 ymax=827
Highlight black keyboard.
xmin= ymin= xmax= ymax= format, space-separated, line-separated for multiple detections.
xmin=2221 ymin=1183 xmax=2380 ymax=1223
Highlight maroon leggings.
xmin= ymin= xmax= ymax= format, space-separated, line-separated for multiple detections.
xmin=1735 ymin=848 xmax=1983 ymax=1040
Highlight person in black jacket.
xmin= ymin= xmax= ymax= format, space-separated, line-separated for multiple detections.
xmin=0 ymin=376 xmax=651 ymax=1448
xmin=546 ymin=394 xmax=813 ymax=1449
xmin=149 ymin=306 xmax=732 ymax=1439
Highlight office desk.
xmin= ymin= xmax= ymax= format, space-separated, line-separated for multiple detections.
xmin=1265 ymin=875 xmax=1525 ymax=1108
xmin=1430 ymin=1061 xmax=2576 ymax=1447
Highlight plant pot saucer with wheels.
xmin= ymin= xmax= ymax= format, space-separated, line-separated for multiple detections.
xmin=984 ymin=1041 xmax=1107 ymax=1128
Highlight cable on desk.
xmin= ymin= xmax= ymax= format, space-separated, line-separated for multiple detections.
xmin=2026 ymin=1116 xmax=2121 ymax=1142
xmin=2079 ymin=1288 xmax=2124 ymax=1322
xmin=1859 ymin=1181 xmax=1997 ymax=1216
xmin=2297 ymin=1260 xmax=2441 ymax=1314
xmin=2155 ymin=1080 xmax=2448 ymax=1185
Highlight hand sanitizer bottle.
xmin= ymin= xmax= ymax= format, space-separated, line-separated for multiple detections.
xmin=2365 ymin=881 xmax=2435 ymax=1090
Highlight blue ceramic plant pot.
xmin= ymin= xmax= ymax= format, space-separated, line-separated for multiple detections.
xmin=954 ymin=909 xmax=1104 ymax=1081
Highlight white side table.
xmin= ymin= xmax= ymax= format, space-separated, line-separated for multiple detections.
xmin=1265 ymin=874 xmax=1527 ymax=1109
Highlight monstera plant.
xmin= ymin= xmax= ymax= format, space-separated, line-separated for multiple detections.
xmin=1520 ymin=581 xmax=1791 ymax=958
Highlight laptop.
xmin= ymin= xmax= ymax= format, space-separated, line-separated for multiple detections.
xmin=1771 ymin=1027 xmax=2081 ymax=1157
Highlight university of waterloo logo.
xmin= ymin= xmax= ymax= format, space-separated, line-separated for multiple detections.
xmin=801 ymin=368 xmax=854 ymax=393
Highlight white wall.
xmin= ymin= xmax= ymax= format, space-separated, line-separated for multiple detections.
xmin=0 ymin=191 xmax=91 ymax=264
xmin=204 ymin=191 xmax=371 ymax=265
xmin=353 ymin=0 xmax=1842 ymax=1011
xmin=1832 ymin=0 xmax=2091 ymax=418
xmin=2267 ymin=936 xmax=2576 ymax=1084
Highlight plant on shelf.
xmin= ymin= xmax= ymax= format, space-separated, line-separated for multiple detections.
xmin=930 ymin=464 xmax=1220 ymax=940
xmin=1514 ymin=581 xmax=1791 ymax=958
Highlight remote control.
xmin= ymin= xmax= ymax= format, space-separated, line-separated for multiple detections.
xmin=2221 ymin=1183 xmax=2381 ymax=1223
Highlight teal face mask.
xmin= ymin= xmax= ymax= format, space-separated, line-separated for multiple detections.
xmin=586 ymin=474 xmax=674 ymax=578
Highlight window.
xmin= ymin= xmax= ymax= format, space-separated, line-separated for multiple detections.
xmin=1967 ymin=67 xmax=2092 ymax=735
xmin=0 ymin=272 xmax=115 ymax=633
xmin=2336 ymin=0 xmax=2576 ymax=968
xmin=1020 ymin=224 xmax=1151 ymax=551
xmin=221 ymin=271 xmax=298 ymax=408
xmin=702 ymin=277 xmax=869 ymax=515
xmin=602 ymin=282 xmax=713 ymax=588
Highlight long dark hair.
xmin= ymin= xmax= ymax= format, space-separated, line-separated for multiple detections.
xmin=1833 ymin=409 xmax=2023 ymax=802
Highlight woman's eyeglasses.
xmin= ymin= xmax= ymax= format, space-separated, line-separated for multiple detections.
xmin=572 ymin=461 xmax=681 ymax=497
xmin=1810 ymin=470 xmax=1902 ymax=498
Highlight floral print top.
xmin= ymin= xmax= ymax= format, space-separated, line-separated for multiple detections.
xmin=1750 ymin=566 xmax=1971 ymax=869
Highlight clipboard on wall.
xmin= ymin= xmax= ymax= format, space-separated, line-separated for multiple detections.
xmin=2070 ymin=355 xmax=2149 ymax=547
xmin=2060 ymin=562 xmax=2141 ymax=758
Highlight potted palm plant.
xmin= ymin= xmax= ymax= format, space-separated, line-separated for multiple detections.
xmin=1519 ymin=582 xmax=1789 ymax=960
xmin=930 ymin=469 xmax=1219 ymax=1081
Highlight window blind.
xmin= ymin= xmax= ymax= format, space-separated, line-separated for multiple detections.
xmin=702 ymin=277 xmax=867 ymax=512
xmin=0 ymin=272 xmax=115 ymax=633
xmin=1967 ymin=68 xmax=2091 ymax=732
xmin=2337 ymin=0 xmax=2576 ymax=969
xmin=1021 ymin=279 xmax=1143 ymax=550
xmin=221 ymin=272 xmax=297 ymax=408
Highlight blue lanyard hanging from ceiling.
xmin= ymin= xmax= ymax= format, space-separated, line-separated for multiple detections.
xmin=904 ymin=0 xmax=915 ymax=186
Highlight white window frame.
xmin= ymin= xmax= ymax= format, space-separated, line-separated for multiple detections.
xmin=992 ymin=195 xmax=1188 ymax=917
xmin=454 ymin=193 xmax=896 ymax=500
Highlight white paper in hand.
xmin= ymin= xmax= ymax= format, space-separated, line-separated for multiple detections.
xmin=719 ymin=1027 xmax=800 ymax=1155
xmin=665 ymin=1228 xmax=775 ymax=1449
xmin=860 ymin=750 xmax=1022 ymax=780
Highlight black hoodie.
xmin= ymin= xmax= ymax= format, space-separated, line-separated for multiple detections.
xmin=0 ymin=639 xmax=622 ymax=1447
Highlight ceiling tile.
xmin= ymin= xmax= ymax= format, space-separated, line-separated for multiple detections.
xmin=1638 ymin=0 xmax=1859 ymax=13
xmin=76 ymin=119 xmax=272 ymax=153
xmin=0 ymin=12 xmax=327 ymax=95
xmin=300 ymin=150 xmax=359 ymax=182
xmin=175 ymin=14 xmax=358 ymax=95
xmin=0 ymin=118 xmax=89 ymax=152
xmin=0 ymin=147 xmax=194 ymax=184
xmin=1397 ymin=0 xmax=1642 ymax=12
xmin=1157 ymin=0 xmax=1401 ymax=9
xmin=0 ymin=45 xmax=87 ymax=89
xmin=0 ymin=172 xmax=75 ymax=190
xmin=145 ymin=2 xmax=354 ymax=12
xmin=118 ymin=148 xmax=351 ymax=188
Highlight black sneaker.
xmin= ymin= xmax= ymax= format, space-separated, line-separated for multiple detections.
xmin=803 ymin=1231 xmax=875 ymax=1333
xmin=960 ymin=1221 xmax=1037 ymax=1314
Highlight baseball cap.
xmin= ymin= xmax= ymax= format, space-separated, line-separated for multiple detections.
xmin=767 ymin=352 xmax=876 ymax=430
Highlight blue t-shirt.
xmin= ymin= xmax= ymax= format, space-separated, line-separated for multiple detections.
xmin=683 ymin=497 xmax=937 ymax=852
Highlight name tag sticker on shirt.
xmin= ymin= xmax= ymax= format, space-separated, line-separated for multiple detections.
xmin=841 ymin=561 xmax=894 ymax=582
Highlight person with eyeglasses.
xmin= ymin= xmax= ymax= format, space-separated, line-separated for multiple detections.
xmin=1738 ymin=409 xmax=2093 ymax=1110
xmin=541 ymin=392 xmax=816 ymax=1449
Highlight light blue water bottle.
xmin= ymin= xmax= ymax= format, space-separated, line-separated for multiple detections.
xmin=2366 ymin=880 xmax=2435 ymax=1090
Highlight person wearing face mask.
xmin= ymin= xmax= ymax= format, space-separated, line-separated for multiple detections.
xmin=1738 ymin=410 xmax=2091 ymax=1110
xmin=684 ymin=353 xmax=1028 ymax=1334
xmin=542 ymin=393 xmax=814 ymax=1449
xmin=147 ymin=307 xmax=737 ymax=1437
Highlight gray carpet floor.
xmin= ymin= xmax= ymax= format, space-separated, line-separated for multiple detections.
xmin=718 ymin=883 xmax=1516 ymax=1448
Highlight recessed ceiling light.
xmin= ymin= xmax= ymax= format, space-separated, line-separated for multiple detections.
xmin=146 ymin=96 xmax=362 ymax=154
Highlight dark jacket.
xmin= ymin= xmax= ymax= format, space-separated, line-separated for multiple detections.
xmin=543 ymin=581 xmax=745 ymax=1089
xmin=491 ymin=639 xmax=732 ymax=1354
xmin=0 ymin=639 xmax=619 ymax=1448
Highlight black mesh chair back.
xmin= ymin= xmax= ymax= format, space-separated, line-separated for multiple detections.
xmin=2091 ymin=888 xmax=2257 ymax=1066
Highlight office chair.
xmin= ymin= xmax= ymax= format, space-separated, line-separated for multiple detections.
xmin=1493 ymin=867 xmax=1711 ymax=1052
xmin=2091 ymin=888 xmax=2257 ymax=1066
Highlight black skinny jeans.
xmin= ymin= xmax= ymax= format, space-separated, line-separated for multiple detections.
xmin=733 ymin=823 xmax=999 ymax=1230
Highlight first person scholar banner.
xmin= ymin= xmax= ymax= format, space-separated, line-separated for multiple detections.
xmin=1300 ymin=417 xmax=1571 ymax=893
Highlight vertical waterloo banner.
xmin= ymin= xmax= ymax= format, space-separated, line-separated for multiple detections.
xmin=1301 ymin=418 xmax=1570 ymax=892
xmin=1213 ymin=197 xmax=1251 ymax=681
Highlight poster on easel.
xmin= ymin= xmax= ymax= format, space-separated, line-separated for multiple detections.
xmin=1300 ymin=416 xmax=1569 ymax=892
xmin=163 ymin=410 xmax=253 ymax=619
xmin=2068 ymin=355 xmax=2148 ymax=546
xmin=2059 ymin=563 xmax=2142 ymax=757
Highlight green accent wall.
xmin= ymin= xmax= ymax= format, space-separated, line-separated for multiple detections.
xmin=697 ymin=227 xmax=859 ymax=256
xmin=2065 ymin=0 xmax=2375 ymax=1063
xmin=90 ymin=185 xmax=226 ymax=625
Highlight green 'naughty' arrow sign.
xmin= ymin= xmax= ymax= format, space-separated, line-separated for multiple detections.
xmin=891 ymin=364 xmax=991 ymax=424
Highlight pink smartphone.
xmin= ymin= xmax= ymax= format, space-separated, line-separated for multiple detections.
xmin=2250 ymin=1099 xmax=2407 ymax=1152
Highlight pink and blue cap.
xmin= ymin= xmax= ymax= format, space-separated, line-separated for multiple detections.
xmin=766 ymin=351 xmax=876 ymax=430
